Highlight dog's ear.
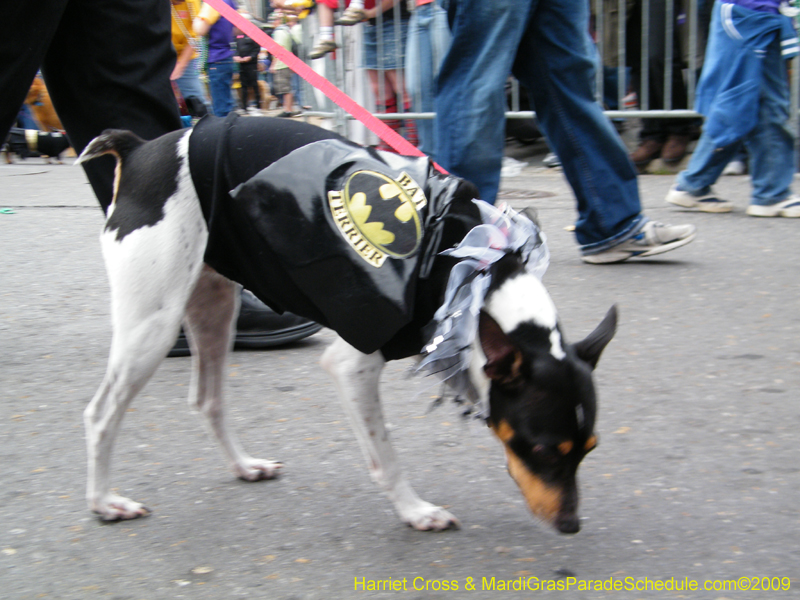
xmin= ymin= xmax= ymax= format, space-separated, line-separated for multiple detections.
xmin=479 ymin=311 xmax=523 ymax=383
xmin=572 ymin=305 xmax=617 ymax=370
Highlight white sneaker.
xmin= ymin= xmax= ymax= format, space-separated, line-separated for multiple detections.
xmin=746 ymin=196 xmax=800 ymax=218
xmin=665 ymin=185 xmax=733 ymax=213
xmin=722 ymin=160 xmax=747 ymax=176
xmin=581 ymin=221 xmax=697 ymax=264
xmin=542 ymin=152 xmax=561 ymax=169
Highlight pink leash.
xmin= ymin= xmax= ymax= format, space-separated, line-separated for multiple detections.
xmin=203 ymin=0 xmax=445 ymax=171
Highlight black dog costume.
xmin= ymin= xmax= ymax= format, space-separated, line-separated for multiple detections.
xmin=183 ymin=114 xmax=483 ymax=360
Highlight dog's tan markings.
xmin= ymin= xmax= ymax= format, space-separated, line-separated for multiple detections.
xmin=505 ymin=449 xmax=561 ymax=523
xmin=490 ymin=419 xmax=515 ymax=443
xmin=509 ymin=351 xmax=524 ymax=382
xmin=113 ymin=161 xmax=122 ymax=205
xmin=584 ymin=435 xmax=597 ymax=451
xmin=491 ymin=421 xmax=562 ymax=523
xmin=558 ymin=440 xmax=574 ymax=455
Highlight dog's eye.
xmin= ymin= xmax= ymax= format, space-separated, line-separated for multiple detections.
xmin=531 ymin=444 xmax=558 ymax=464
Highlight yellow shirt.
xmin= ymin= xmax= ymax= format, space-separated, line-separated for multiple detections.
xmin=171 ymin=0 xmax=202 ymax=58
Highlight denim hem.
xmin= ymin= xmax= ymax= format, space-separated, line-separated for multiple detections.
xmin=579 ymin=214 xmax=648 ymax=255
xmin=675 ymin=174 xmax=713 ymax=197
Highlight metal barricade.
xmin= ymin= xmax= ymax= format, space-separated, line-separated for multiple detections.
xmin=292 ymin=1 xmax=427 ymax=144
xmin=257 ymin=0 xmax=799 ymax=149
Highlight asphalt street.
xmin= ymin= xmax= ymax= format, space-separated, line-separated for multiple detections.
xmin=1 ymin=144 xmax=798 ymax=599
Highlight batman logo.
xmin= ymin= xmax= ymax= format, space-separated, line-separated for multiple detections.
xmin=328 ymin=170 xmax=428 ymax=267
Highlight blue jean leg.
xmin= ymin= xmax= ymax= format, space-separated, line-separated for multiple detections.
xmin=292 ymin=72 xmax=303 ymax=108
xmin=175 ymin=58 xmax=208 ymax=104
xmin=436 ymin=0 xmax=643 ymax=248
xmin=436 ymin=0 xmax=532 ymax=204
xmin=17 ymin=104 xmax=40 ymax=129
xmin=512 ymin=0 xmax=644 ymax=248
xmin=207 ymin=59 xmax=234 ymax=117
xmin=676 ymin=132 xmax=739 ymax=195
xmin=406 ymin=2 xmax=450 ymax=160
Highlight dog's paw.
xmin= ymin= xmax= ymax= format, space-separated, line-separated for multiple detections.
xmin=234 ymin=458 xmax=282 ymax=481
xmin=401 ymin=502 xmax=460 ymax=531
xmin=91 ymin=494 xmax=151 ymax=521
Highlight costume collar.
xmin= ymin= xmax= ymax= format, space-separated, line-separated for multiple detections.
xmin=416 ymin=200 xmax=550 ymax=419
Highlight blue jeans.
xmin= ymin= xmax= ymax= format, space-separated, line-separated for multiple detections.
xmin=175 ymin=58 xmax=208 ymax=105
xmin=207 ymin=58 xmax=235 ymax=117
xmin=677 ymin=9 xmax=794 ymax=206
xmin=292 ymin=71 xmax=303 ymax=108
xmin=17 ymin=104 xmax=39 ymax=129
xmin=436 ymin=0 xmax=643 ymax=251
xmin=406 ymin=1 xmax=451 ymax=160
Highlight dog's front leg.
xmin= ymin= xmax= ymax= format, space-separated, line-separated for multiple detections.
xmin=322 ymin=337 xmax=459 ymax=531
xmin=184 ymin=268 xmax=281 ymax=481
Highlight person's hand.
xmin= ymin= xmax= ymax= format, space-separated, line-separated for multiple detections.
xmin=170 ymin=62 xmax=186 ymax=81
xmin=171 ymin=44 xmax=193 ymax=80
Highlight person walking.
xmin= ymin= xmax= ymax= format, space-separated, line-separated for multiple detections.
xmin=665 ymin=0 xmax=800 ymax=218
xmin=435 ymin=0 xmax=697 ymax=263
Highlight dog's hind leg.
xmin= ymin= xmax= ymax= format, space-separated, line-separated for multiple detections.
xmin=85 ymin=242 xmax=204 ymax=521
xmin=322 ymin=337 xmax=460 ymax=531
xmin=183 ymin=267 xmax=282 ymax=481
xmin=83 ymin=128 xmax=210 ymax=520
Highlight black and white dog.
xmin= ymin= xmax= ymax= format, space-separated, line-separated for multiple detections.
xmin=77 ymin=115 xmax=616 ymax=534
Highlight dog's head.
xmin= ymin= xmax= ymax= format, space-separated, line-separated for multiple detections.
xmin=25 ymin=75 xmax=47 ymax=106
xmin=478 ymin=262 xmax=616 ymax=534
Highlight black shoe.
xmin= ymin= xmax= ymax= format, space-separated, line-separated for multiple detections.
xmin=5 ymin=127 xmax=71 ymax=159
xmin=168 ymin=290 xmax=322 ymax=357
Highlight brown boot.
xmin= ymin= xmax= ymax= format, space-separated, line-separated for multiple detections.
xmin=629 ymin=138 xmax=664 ymax=167
xmin=661 ymin=134 xmax=692 ymax=164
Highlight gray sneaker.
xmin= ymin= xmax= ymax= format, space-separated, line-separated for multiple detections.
xmin=581 ymin=221 xmax=696 ymax=264
xmin=335 ymin=6 xmax=367 ymax=25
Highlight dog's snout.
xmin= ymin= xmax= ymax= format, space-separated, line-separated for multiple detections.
xmin=494 ymin=424 xmax=584 ymax=534
xmin=556 ymin=513 xmax=580 ymax=534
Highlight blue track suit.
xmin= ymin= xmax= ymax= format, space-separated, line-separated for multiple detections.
xmin=677 ymin=0 xmax=799 ymax=206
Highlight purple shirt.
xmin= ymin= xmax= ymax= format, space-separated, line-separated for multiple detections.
xmin=730 ymin=0 xmax=782 ymax=14
xmin=207 ymin=0 xmax=236 ymax=63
